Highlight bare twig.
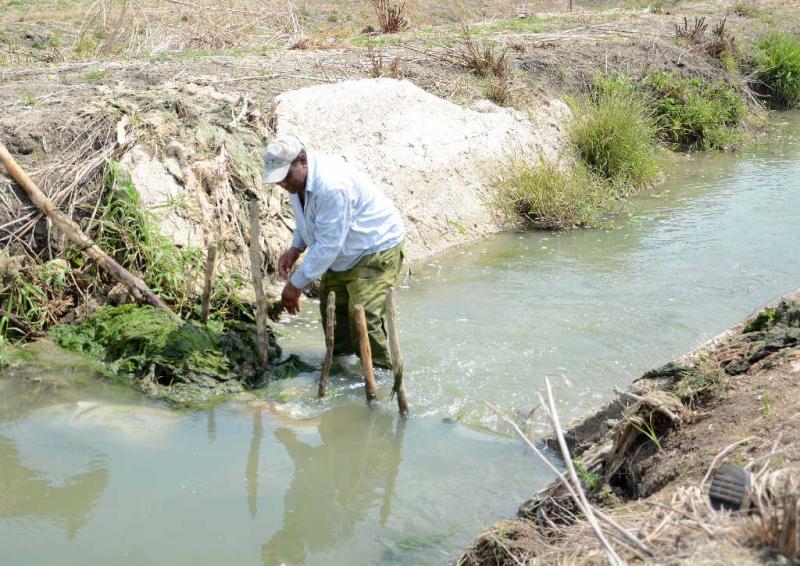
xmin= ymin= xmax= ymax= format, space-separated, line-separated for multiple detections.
xmin=700 ymin=436 xmax=756 ymax=489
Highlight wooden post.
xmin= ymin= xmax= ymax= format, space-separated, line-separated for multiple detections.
xmin=385 ymin=287 xmax=409 ymax=416
xmin=248 ymin=200 xmax=269 ymax=368
xmin=200 ymin=241 xmax=218 ymax=324
xmin=0 ymin=142 xmax=172 ymax=313
xmin=353 ymin=304 xmax=378 ymax=406
xmin=318 ymin=290 xmax=335 ymax=398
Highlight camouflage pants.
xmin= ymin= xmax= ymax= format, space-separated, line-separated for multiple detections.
xmin=319 ymin=243 xmax=404 ymax=369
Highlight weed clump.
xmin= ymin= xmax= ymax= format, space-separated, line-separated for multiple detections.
xmin=570 ymin=85 xmax=659 ymax=190
xmin=673 ymin=357 xmax=729 ymax=406
xmin=752 ymin=33 xmax=800 ymax=108
xmin=743 ymin=307 xmax=779 ymax=333
xmin=50 ymin=304 xmax=307 ymax=404
xmin=492 ymin=159 xmax=611 ymax=229
xmin=0 ymin=255 xmax=72 ymax=339
xmin=86 ymin=162 xmax=203 ymax=316
xmin=641 ymin=72 xmax=745 ymax=150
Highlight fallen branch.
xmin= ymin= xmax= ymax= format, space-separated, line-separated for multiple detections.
xmin=538 ymin=379 xmax=625 ymax=565
xmin=0 ymin=142 xmax=172 ymax=313
xmin=0 ymin=309 xmax=47 ymax=338
xmin=486 ymin=396 xmax=652 ymax=563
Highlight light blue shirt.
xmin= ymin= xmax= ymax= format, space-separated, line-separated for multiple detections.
xmin=289 ymin=153 xmax=405 ymax=290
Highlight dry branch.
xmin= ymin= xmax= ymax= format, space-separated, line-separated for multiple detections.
xmin=248 ymin=199 xmax=269 ymax=368
xmin=200 ymin=241 xmax=218 ymax=324
xmin=354 ymin=303 xmax=378 ymax=406
xmin=0 ymin=142 xmax=172 ymax=313
xmin=386 ymin=287 xmax=408 ymax=415
xmin=318 ymin=290 xmax=335 ymax=398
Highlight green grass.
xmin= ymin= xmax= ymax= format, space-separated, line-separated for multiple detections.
xmin=733 ymin=1 xmax=772 ymax=21
xmin=631 ymin=413 xmax=663 ymax=450
xmin=673 ymin=357 xmax=729 ymax=406
xmin=0 ymin=256 xmax=71 ymax=340
xmin=85 ymin=69 xmax=109 ymax=82
xmin=576 ymin=461 xmax=602 ymax=492
xmin=640 ymin=72 xmax=745 ymax=151
xmin=492 ymin=159 xmax=614 ymax=230
xmin=752 ymin=33 xmax=800 ymax=109
xmin=743 ymin=307 xmax=779 ymax=332
xmin=0 ymin=335 xmax=8 ymax=368
xmin=570 ymin=84 xmax=659 ymax=191
xmin=89 ymin=161 xmax=203 ymax=316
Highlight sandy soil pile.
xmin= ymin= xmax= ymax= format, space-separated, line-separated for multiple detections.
xmin=275 ymin=78 xmax=570 ymax=260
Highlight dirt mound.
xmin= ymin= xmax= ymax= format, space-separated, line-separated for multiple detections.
xmin=274 ymin=78 xmax=570 ymax=260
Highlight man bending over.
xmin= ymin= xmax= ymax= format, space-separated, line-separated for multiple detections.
xmin=263 ymin=135 xmax=405 ymax=370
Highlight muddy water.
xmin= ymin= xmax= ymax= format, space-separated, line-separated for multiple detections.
xmin=3 ymin=114 xmax=800 ymax=565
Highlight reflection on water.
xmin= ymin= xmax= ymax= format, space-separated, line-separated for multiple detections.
xmin=0 ymin=367 xmax=541 ymax=565
xmin=264 ymin=406 xmax=405 ymax=565
xmin=0 ymin=435 xmax=108 ymax=540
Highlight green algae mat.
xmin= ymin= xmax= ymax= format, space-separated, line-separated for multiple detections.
xmin=50 ymin=304 xmax=312 ymax=404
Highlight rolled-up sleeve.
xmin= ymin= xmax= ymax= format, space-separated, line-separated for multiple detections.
xmin=290 ymin=186 xmax=352 ymax=289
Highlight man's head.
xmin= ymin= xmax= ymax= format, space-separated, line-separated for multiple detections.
xmin=262 ymin=135 xmax=307 ymax=194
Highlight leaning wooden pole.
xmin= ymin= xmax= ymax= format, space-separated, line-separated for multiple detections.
xmin=0 ymin=143 xmax=172 ymax=312
xmin=318 ymin=290 xmax=335 ymax=398
xmin=385 ymin=287 xmax=409 ymax=415
xmin=200 ymin=241 xmax=218 ymax=324
xmin=354 ymin=304 xmax=378 ymax=406
xmin=248 ymin=200 xmax=269 ymax=368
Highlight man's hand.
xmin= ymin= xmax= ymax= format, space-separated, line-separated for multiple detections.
xmin=281 ymin=281 xmax=302 ymax=314
xmin=278 ymin=247 xmax=302 ymax=280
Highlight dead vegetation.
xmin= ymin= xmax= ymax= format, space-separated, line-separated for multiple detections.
xmin=674 ymin=16 xmax=738 ymax=63
xmin=369 ymin=0 xmax=410 ymax=33
xmin=460 ymin=296 xmax=800 ymax=564
xmin=367 ymin=46 xmax=402 ymax=79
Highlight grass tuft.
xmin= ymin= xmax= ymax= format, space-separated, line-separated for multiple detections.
xmin=570 ymin=84 xmax=659 ymax=191
xmin=673 ymin=357 xmax=729 ymax=406
xmin=752 ymin=33 xmax=800 ymax=109
xmin=491 ymin=159 xmax=613 ymax=230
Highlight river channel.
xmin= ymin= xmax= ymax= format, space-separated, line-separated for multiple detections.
xmin=2 ymin=114 xmax=800 ymax=565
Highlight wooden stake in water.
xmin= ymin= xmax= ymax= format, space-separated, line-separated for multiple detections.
xmin=318 ymin=290 xmax=336 ymax=398
xmin=354 ymin=304 xmax=378 ymax=406
xmin=200 ymin=241 xmax=218 ymax=324
xmin=385 ymin=287 xmax=409 ymax=416
xmin=248 ymin=200 xmax=269 ymax=368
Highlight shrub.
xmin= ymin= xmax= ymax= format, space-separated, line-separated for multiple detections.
xmin=492 ymin=159 xmax=615 ymax=230
xmin=369 ymin=0 xmax=409 ymax=33
xmin=570 ymin=87 xmax=659 ymax=190
xmin=641 ymin=72 xmax=745 ymax=150
xmin=752 ymin=33 xmax=800 ymax=108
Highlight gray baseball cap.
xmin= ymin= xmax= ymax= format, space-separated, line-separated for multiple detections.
xmin=262 ymin=135 xmax=304 ymax=183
